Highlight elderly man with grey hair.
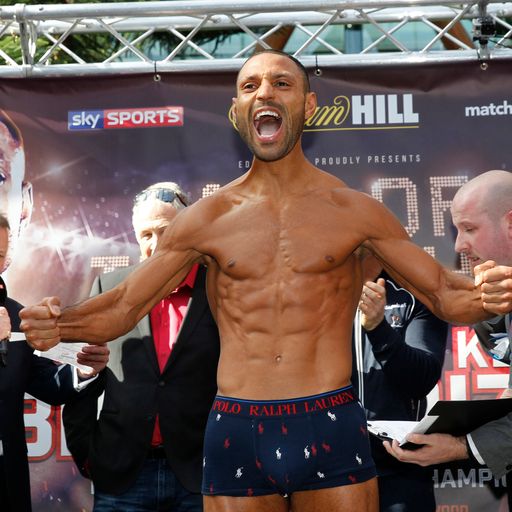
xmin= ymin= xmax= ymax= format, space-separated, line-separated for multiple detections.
xmin=62 ymin=182 xmax=221 ymax=512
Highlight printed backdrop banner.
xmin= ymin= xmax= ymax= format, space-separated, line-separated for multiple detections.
xmin=0 ymin=58 xmax=510 ymax=511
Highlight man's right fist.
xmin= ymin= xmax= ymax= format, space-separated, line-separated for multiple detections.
xmin=20 ymin=296 xmax=62 ymax=351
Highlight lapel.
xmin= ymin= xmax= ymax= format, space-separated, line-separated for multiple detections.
xmin=160 ymin=266 xmax=208 ymax=375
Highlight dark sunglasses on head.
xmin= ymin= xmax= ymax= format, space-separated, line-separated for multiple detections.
xmin=134 ymin=188 xmax=187 ymax=208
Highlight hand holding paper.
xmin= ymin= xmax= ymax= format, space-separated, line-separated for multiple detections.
xmin=371 ymin=398 xmax=512 ymax=466
xmin=383 ymin=433 xmax=469 ymax=466
xmin=76 ymin=343 xmax=109 ymax=378
xmin=368 ymin=418 xmax=437 ymax=446
xmin=34 ymin=342 xmax=109 ymax=374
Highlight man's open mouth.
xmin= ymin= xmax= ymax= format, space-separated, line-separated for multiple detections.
xmin=253 ymin=109 xmax=282 ymax=139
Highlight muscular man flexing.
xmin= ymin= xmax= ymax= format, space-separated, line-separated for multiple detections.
xmin=19 ymin=51 xmax=512 ymax=512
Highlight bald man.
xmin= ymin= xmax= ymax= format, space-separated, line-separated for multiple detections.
xmin=384 ymin=170 xmax=512 ymax=482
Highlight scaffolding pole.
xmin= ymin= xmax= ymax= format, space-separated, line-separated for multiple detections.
xmin=0 ymin=0 xmax=510 ymax=77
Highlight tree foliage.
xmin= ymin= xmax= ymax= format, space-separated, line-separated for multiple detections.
xmin=0 ymin=0 xmax=243 ymax=65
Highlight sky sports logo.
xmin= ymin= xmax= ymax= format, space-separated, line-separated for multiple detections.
xmin=68 ymin=106 xmax=184 ymax=130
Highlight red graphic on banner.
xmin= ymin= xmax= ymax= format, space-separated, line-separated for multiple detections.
xmin=438 ymin=326 xmax=509 ymax=401
xmin=104 ymin=106 xmax=183 ymax=128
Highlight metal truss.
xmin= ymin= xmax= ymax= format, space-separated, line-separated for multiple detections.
xmin=0 ymin=0 xmax=511 ymax=77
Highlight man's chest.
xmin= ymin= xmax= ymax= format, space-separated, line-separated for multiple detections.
xmin=204 ymin=201 xmax=362 ymax=276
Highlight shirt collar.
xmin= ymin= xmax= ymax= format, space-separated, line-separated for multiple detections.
xmin=175 ymin=263 xmax=199 ymax=292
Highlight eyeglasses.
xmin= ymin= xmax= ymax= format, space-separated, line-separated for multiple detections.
xmin=134 ymin=188 xmax=187 ymax=208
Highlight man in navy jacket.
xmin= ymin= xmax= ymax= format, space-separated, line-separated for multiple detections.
xmin=353 ymin=270 xmax=447 ymax=511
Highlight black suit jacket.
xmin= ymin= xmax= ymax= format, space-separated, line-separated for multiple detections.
xmin=0 ymin=278 xmax=75 ymax=512
xmin=63 ymin=265 xmax=220 ymax=494
xmin=473 ymin=315 xmax=510 ymax=364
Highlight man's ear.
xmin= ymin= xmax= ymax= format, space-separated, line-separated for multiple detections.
xmin=20 ymin=181 xmax=33 ymax=231
xmin=304 ymin=91 xmax=317 ymax=121
xmin=229 ymin=98 xmax=238 ymax=131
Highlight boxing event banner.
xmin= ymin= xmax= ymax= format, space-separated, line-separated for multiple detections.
xmin=0 ymin=58 xmax=511 ymax=510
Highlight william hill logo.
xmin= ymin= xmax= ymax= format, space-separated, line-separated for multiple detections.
xmin=306 ymin=94 xmax=419 ymax=131
xmin=229 ymin=94 xmax=419 ymax=131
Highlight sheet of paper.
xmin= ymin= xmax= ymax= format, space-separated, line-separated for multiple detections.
xmin=368 ymin=416 xmax=439 ymax=445
xmin=409 ymin=415 xmax=439 ymax=435
xmin=34 ymin=342 xmax=92 ymax=372
xmin=367 ymin=420 xmax=419 ymax=444
xmin=9 ymin=332 xmax=92 ymax=372
xmin=9 ymin=332 xmax=26 ymax=342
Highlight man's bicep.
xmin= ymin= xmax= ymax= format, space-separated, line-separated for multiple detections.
xmin=124 ymin=246 xmax=199 ymax=322
xmin=157 ymin=198 xmax=209 ymax=253
xmin=359 ymin=198 xmax=420 ymax=274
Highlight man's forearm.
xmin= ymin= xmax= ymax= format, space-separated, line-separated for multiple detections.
xmin=381 ymin=260 xmax=487 ymax=325
xmin=58 ymin=287 xmax=136 ymax=343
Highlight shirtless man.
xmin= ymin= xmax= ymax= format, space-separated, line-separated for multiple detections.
xmin=19 ymin=51 xmax=512 ymax=512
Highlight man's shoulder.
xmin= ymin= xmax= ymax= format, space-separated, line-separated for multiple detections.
xmin=315 ymin=171 xmax=373 ymax=205
xmin=328 ymin=185 xmax=381 ymax=214
xmin=176 ymin=184 xmax=246 ymax=231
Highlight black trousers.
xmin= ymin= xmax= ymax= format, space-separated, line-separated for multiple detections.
xmin=378 ymin=468 xmax=436 ymax=512
xmin=0 ymin=455 xmax=11 ymax=512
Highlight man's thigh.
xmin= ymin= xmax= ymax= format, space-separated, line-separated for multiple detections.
xmin=290 ymin=478 xmax=379 ymax=512
xmin=204 ymin=494 xmax=289 ymax=512
xmin=204 ymin=478 xmax=378 ymax=512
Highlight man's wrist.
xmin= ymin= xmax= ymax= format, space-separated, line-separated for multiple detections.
xmin=363 ymin=316 xmax=386 ymax=332
xmin=77 ymin=370 xmax=96 ymax=382
xmin=73 ymin=368 xmax=100 ymax=391
xmin=456 ymin=435 xmax=471 ymax=461
xmin=465 ymin=434 xmax=485 ymax=465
